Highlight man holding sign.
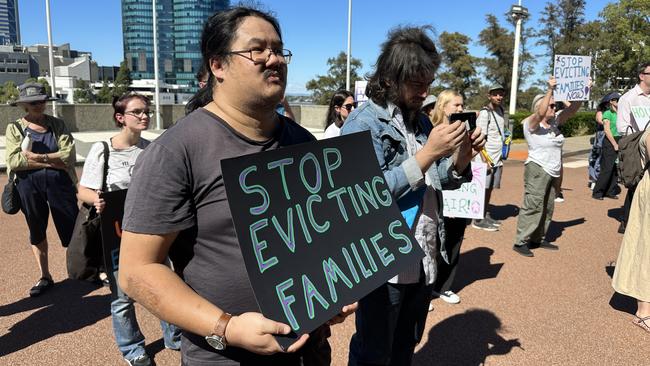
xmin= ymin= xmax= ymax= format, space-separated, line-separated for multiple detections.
xmin=118 ymin=7 xmax=354 ymax=366
xmin=616 ymin=62 xmax=650 ymax=233
xmin=341 ymin=26 xmax=485 ymax=365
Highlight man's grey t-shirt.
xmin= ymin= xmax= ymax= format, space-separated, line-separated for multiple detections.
xmin=122 ymin=108 xmax=315 ymax=365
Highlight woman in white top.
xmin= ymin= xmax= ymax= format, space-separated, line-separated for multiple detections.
xmin=512 ymin=77 xmax=585 ymax=257
xmin=77 ymin=93 xmax=180 ymax=365
xmin=323 ymin=89 xmax=354 ymax=138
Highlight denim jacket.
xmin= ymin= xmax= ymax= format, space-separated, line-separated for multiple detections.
xmin=340 ymin=99 xmax=471 ymax=263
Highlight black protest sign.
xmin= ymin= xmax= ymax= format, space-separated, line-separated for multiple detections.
xmin=221 ymin=131 xmax=425 ymax=349
xmin=99 ymin=189 xmax=128 ymax=299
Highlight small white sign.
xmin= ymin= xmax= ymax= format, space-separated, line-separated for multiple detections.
xmin=631 ymin=106 xmax=650 ymax=131
xmin=442 ymin=162 xmax=487 ymax=219
xmin=553 ymin=55 xmax=592 ymax=101
xmin=354 ymin=80 xmax=368 ymax=106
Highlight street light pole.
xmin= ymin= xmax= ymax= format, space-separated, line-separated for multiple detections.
xmin=345 ymin=0 xmax=352 ymax=91
xmin=508 ymin=1 xmax=528 ymax=115
xmin=152 ymin=0 xmax=162 ymax=130
xmin=45 ymin=0 xmax=57 ymax=116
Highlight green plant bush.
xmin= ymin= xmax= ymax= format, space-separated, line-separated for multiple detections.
xmin=507 ymin=111 xmax=597 ymax=139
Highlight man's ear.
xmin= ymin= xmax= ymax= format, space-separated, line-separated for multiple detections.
xmin=210 ymin=57 xmax=226 ymax=82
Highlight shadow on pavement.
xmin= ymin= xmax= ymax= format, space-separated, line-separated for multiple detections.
xmin=488 ymin=204 xmax=519 ymax=221
xmin=145 ymin=338 xmax=165 ymax=364
xmin=454 ymin=247 xmax=503 ymax=293
xmin=545 ymin=217 xmax=586 ymax=243
xmin=413 ymin=309 xmax=521 ymax=366
xmin=607 ymin=207 xmax=624 ymax=222
xmin=0 ymin=279 xmax=110 ymax=357
xmin=609 ymin=292 xmax=637 ymax=316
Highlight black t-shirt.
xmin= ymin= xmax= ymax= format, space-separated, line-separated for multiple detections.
xmin=123 ymin=108 xmax=316 ymax=365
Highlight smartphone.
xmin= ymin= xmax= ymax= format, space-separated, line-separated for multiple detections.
xmin=449 ymin=112 xmax=477 ymax=131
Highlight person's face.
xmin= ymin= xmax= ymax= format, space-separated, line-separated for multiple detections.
xmin=399 ymin=79 xmax=431 ymax=112
xmin=488 ymin=90 xmax=505 ymax=106
xmin=610 ymin=98 xmax=618 ymax=108
xmin=640 ymin=65 xmax=650 ymax=89
xmin=444 ymin=96 xmax=464 ymax=116
xmin=545 ymin=97 xmax=556 ymax=118
xmin=21 ymin=100 xmax=46 ymax=115
xmin=216 ymin=16 xmax=287 ymax=107
xmin=336 ymin=96 xmax=355 ymax=121
xmin=116 ymin=98 xmax=150 ymax=131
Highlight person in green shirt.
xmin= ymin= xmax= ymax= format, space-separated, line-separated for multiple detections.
xmin=592 ymin=92 xmax=622 ymax=200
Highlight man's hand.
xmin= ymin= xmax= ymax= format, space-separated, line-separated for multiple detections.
xmin=326 ymin=302 xmax=358 ymax=325
xmin=94 ymin=191 xmax=106 ymax=214
xmin=424 ymin=121 xmax=466 ymax=158
xmin=469 ymin=126 xmax=486 ymax=155
xmin=225 ymin=312 xmax=309 ymax=355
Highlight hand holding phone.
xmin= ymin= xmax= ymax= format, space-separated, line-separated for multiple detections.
xmin=449 ymin=112 xmax=477 ymax=131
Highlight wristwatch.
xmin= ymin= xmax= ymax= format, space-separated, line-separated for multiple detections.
xmin=205 ymin=312 xmax=232 ymax=351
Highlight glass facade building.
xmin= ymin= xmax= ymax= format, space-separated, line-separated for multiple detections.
xmin=121 ymin=0 xmax=228 ymax=92
xmin=0 ymin=0 xmax=20 ymax=45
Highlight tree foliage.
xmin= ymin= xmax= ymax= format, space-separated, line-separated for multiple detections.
xmin=96 ymin=80 xmax=113 ymax=104
xmin=73 ymin=79 xmax=95 ymax=103
xmin=437 ymin=32 xmax=479 ymax=100
xmin=113 ymin=60 xmax=132 ymax=98
xmin=306 ymin=51 xmax=362 ymax=105
xmin=536 ymin=0 xmax=587 ymax=73
xmin=0 ymin=81 xmax=19 ymax=104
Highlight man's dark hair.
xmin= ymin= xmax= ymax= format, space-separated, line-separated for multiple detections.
xmin=187 ymin=6 xmax=282 ymax=114
xmin=638 ymin=62 xmax=650 ymax=75
xmin=366 ymin=26 xmax=440 ymax=107
xmin=325 ymin=89 xmax=354 ymax=129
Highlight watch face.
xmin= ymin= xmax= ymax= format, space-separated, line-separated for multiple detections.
xmin=205 ymin=335 xmax=225 ymax=351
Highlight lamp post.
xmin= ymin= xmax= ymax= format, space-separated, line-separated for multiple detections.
xmin=152 ymin=0 xmax=162 ymax=130
xmin=45 ymin=0 xmax=57 ymax=116
xmin=345 ymin=0 xmax=352 ymax=91
xmin=508 ymin=1 xmax=529 ymax=115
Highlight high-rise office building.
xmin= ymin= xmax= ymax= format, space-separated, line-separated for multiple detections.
xmin=121 ymin=0 xmax=228 ymax=92
xmin=0 ymin=0 xmax=20 ymax=45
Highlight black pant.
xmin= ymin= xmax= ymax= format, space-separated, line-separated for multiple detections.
xmin=433 ymin=217 xmax=468 ymax=293
xmin=592 ymin=137 xmax=620 ymax=198
xmin=622 ymin=183 xmax=637 ymax=224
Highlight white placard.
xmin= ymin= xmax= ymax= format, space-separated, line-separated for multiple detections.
xmin=354 ymin=80 xmax=368 ymax=106
xmin=553 ymin=55 xmax=592 ymax=101
xmin=631 ymin=106 xmax=650 ymax=131
xmin=442 ymin=162 xmax=487 ymax=219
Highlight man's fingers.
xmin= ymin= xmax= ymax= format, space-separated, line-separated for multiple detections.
xmin=285 ymin=334 xmax=310 ymax=353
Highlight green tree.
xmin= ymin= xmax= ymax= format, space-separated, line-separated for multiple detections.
xmin=437 ymin=31 xmax=479 ymax=99
xmin=0 ymin=81 xmax=19 ymax=104
xmin=113 ymin=60 xmax=132 ymax=97
xmin=96 ymin=80 xmax=113 ymax=103
xmin=536 ymin=0 xmax=587 ymax=73
xmin=73 ymin=79 xmax=95 ymax=103
xmin=306 ymin=51 xmax=362 ymax=105
xmin=588 ymin=0 xmax=650 ymax=90
xmin=478 ymin=13 xmax=535 ymax=109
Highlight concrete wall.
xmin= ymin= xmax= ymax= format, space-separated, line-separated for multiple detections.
xmin=0 ymin=103 xmax=328 ymax=134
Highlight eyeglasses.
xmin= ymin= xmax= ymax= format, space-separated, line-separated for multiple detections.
xmin=548 ymin=104 xmax=557 ymax=109
xmin=341 ymin=103 xmax=355 ymax=112
xmin=228 ymin=47 xmax=292 ymax=65
xmin=641 ymin=72 xmax=650 ymax=75
xmin=124 ymin=109 xmax=152 ymax=118
xmin=28 ymin=100 xmax=46 ymax=106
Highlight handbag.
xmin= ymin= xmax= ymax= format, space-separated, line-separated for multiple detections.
xmin=2 ymin=122 xmax=26 ymax=215
xmin=486 ymin=107 xmax=512 ymax=160
xmin=66 ymin=141 xmax=109 ymax=281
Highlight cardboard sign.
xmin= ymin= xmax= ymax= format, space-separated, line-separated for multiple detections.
xmin=553 ymin=55 xmax=592 ymax=101
xmin=442 ymin=162 xmax=487 ymax=219
xmin=354 ymin=80 xmax=368 ymax=106
xmin=221 ymin=131 xmax=425 ymax=349
xmin=631 ymin=106 xmax=650 ymax=130
xmin=99 ymin=189 xmax=128 ymax=299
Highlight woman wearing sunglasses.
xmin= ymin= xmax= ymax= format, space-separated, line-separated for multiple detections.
xmin=4 ymin=82 xmax=79 ymax=297
xmin=324 ymin=89 xmax=355 ymax=138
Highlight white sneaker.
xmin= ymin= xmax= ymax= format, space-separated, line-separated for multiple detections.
xmin=435 ymin=290 xmax=461 ymax=304
xmin=428 ymin=302 xmax=434 ymax=312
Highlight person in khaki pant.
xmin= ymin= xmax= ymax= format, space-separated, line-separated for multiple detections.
xmin=512 ymin=76 xmax=586 ymax=257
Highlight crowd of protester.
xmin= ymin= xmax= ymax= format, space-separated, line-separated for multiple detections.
xmin=3 ymin=5 xmax=650 ymax=366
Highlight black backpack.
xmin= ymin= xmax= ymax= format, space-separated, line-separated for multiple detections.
xmin=617 ymin=124 xmax=650 ymax=188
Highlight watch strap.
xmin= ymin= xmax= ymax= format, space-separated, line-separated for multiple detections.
xmin=213 ymin=312 xmax=232 ymax=341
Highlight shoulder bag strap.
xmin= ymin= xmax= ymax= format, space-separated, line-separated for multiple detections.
xmin=12 ymin=120 xmax=25 ymax=138
xmin=101 ymin=141 xmax=109 ymax=192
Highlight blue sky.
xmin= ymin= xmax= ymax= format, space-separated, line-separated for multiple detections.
xmin=20 ymin=0 xmax=611 ymax=94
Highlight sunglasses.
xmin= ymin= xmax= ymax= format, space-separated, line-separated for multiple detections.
xmin=341 ymin=103 xmax=355 ymax=112
xmin=28 ymin=100 xmax=46 ymax=106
